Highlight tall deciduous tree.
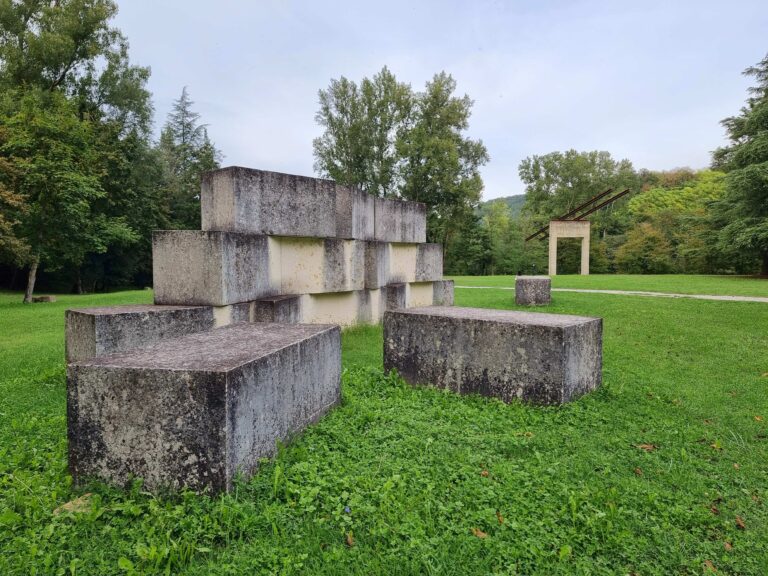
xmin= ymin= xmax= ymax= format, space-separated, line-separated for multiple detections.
xmin=712 ymin=53 xmax=768 ymax=275
xmin=0 ymin=0 xmax=154 ymax=298
xmin=314 ymin=68 xmax=489 ymax=247
xmin=399 ymin=73 xmax=489 ymax=245
xmin=158 ymin=87 xmax=222 ymax=229
xmin=314 ymin=67 xmax=411 ymax=197
xmin=0 ymin=133 xmax=29 ymax=271
xmin=519 ymin=150 xmax=638 ymax=221
xmin=1 ymin=90 xmax=135 ymax=302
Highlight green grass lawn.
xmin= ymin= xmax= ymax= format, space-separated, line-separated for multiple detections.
xmin=1 ymin=283 xmax=767 ymax=575
xmin=449 ymin=274 xmax=768 ymax=297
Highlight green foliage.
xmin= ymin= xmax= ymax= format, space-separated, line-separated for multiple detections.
xmin=0 ymin=0 xmax=120 ymax=92
xmin=1 ymin=285 xmax=768 ymax=574
xmin=518 ymin=150 xmax=639 ymax=222
xmin=712 ymin=53 xmax=768 ymax=274
xmin=477 ymin=194 xmax=525 ymax=219
xmin=443 ymin=215 xmax=492 ymax=275
xmin=313 ymin=67 xmax=411 ymax=198
xmin=628 ymin=170 xmax=725 ymax=219
xmin=398 ymin=73 xmax=489 ymax=245
xmin=0 ymin=124 xmax=29 ymax=265
xmin=313 ymin=67 xmax=489 ymax=247
xmin=0 ymin=0 xmax=159 ymax=296
xmin=0 ymin=89 xmax=136 ymax=274
xmin=158 ymin=87 xmax=222 ymax=230
xmin=615 ymin=223 xmax=674 ymax=273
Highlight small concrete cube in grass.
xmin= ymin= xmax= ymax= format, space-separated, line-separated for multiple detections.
xmin=515 ymin=276 xmax=551 ymax=306
xmin=67 ymin=323 xmax=341 ymax=493
xmin=384 ymin=306 xmax=602 ymax=405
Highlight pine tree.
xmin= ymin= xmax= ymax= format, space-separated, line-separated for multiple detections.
xmin=158 ymin=88 xmax=222 ymax=229
xmin=712 ymin=54 xmax=768 ymax=275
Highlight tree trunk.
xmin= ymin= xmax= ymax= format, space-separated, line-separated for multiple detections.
xmin=23 ymin=258 xmax=39 ymax=304
xmin=762 ymin=250 xmax=768 ymax=277
xmin=75 ymin=270 xmax=83 ymax=294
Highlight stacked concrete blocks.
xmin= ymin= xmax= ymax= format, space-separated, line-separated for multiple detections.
xmin=384 ymin=306 xmax=602 ymax=405
xmin=66 ymin=166 xmax=457 ymax=493
xmin=154 ymin=167 xmax=452 ymax=325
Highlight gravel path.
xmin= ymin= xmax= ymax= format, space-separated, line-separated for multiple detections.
xmin=455 ymin=286 xmax=768 ymax=304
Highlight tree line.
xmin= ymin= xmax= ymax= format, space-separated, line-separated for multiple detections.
xmin=313 ymin=58 xmax=768 ymax=277
xmin=0 ymin=1 xmax=219 ymax=300
xmin=1 ymin=3 xmax=766 ymax=301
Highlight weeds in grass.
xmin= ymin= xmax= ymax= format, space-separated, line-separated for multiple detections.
xmin=1 ymin=286 xmax=767 ymax=574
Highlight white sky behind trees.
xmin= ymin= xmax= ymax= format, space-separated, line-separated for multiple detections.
xmin=114 ymin=0 xmax=768 ymax=200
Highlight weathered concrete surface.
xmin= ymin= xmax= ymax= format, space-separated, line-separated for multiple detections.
xmin=432 ymin=280 xmax=455 ymax=306
xmin=415 ymin=243 xmax=443 ymax=281
xmin=68 ymin=323 xmax=341 ymax=493
xmin=153 ymin=230 xmax=275 ymax=306
xmin=406 ymin=282 xmax=436 ymax=307
xmin=336 ymin=184 xmax=375 ymax=240
xmin=201 ymin=167 xmax=375 ymax=240
xmin=365 ymin=242 xmax=442 ymax=288
xmin=383 ymin=306 xmax=602 ymax=405
xmin=373 ymin=197 xmax=427 ymax=243
xmin=253 ymin=295 xmax=302 ymax=323
xmin=66 ymin=305 xmax=215 ymax=363
xmin=364 ymin=241 xmax=390 ymax=289
xmin=270 ymin=237 xmax=365 ymax=295
xmin=384 ymin=283 xmax=407 ymax=311
xmin=515 ymin=276 xmax=551 ymax=306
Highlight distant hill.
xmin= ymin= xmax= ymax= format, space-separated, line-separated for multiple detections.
xmin=477 ymin=194 xmax=526 ymax=218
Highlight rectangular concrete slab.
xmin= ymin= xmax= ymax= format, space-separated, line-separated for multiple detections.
xmin=252 ymin=295 xmax=302 ymax=323
xmin=432 ymin=280 xmax=455 ymax=306
xmin=65 ymin=305 xmax=215 ymax=363
xmin=515 ymin=276 xmax=551 ymax=306
xmin=364 ymin=242 xmax=443 ymax=288
xmin=415 ymin=243 xmax=443 ymax=281
xmin=269 ymin=237 xmax=365 ymax=295
xmin=68 ymin=323 xmax=341 ymax=493
xmin=153 ymin=230 xmax=275 ymax=306
xmin=383 ymin=306 xmax=602 ymax=405
xmin=201 ymin=167 xmax=375 ymax=240
xmin=373 ymin=197 xmax=427 ymax=243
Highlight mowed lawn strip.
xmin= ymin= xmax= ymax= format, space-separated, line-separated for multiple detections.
xmin=0 ymin=285 xmax=766 ymax=575
xmin=449 ymin=273 xmax=768 ymax=298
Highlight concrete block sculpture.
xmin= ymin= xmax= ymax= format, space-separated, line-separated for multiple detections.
xmin=66 ymin=166 xmax=455 ymax=492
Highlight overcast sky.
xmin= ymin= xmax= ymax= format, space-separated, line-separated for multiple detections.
xmin=114 ymin=0 xmax=767 ymax=200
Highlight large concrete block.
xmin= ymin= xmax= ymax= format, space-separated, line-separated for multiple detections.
xmin=415 ymin=243 xmax=443 ymax=281
xmin=373 ymin=197 xmax=427 ymax=243
xmin=336 ymin=185 xmax=375 ymax=240
xmin=384 ymin=283 xmax=407 ymax=311
xmin=273 ymin=237 xmax=365 ymax=295
xmin=364 ymin=241 xmax=390 ymax=289
xmin=68 ymin=323 xmax=341 ymax=493
xmin=432 ymin=280 xmax=455 ymax=306
xmin=153 ymin=230 xmax=275 ymax=306
xmin=253 ymin=295 xmax=302 ymax=323
xmin=364 ymin=242 xmax=442 ymax=288
xmin=65 ymin=305 xmax=215 ymax=363
xmin=515 ymin=276 xmax=551 ymax=306
xmin=384 ymin=306 xmax=602 ymax=405
xmin=201 ymin=167 xmax=374 ymax=240
xmin=406 ymin=282 xmax=436 ymax=307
